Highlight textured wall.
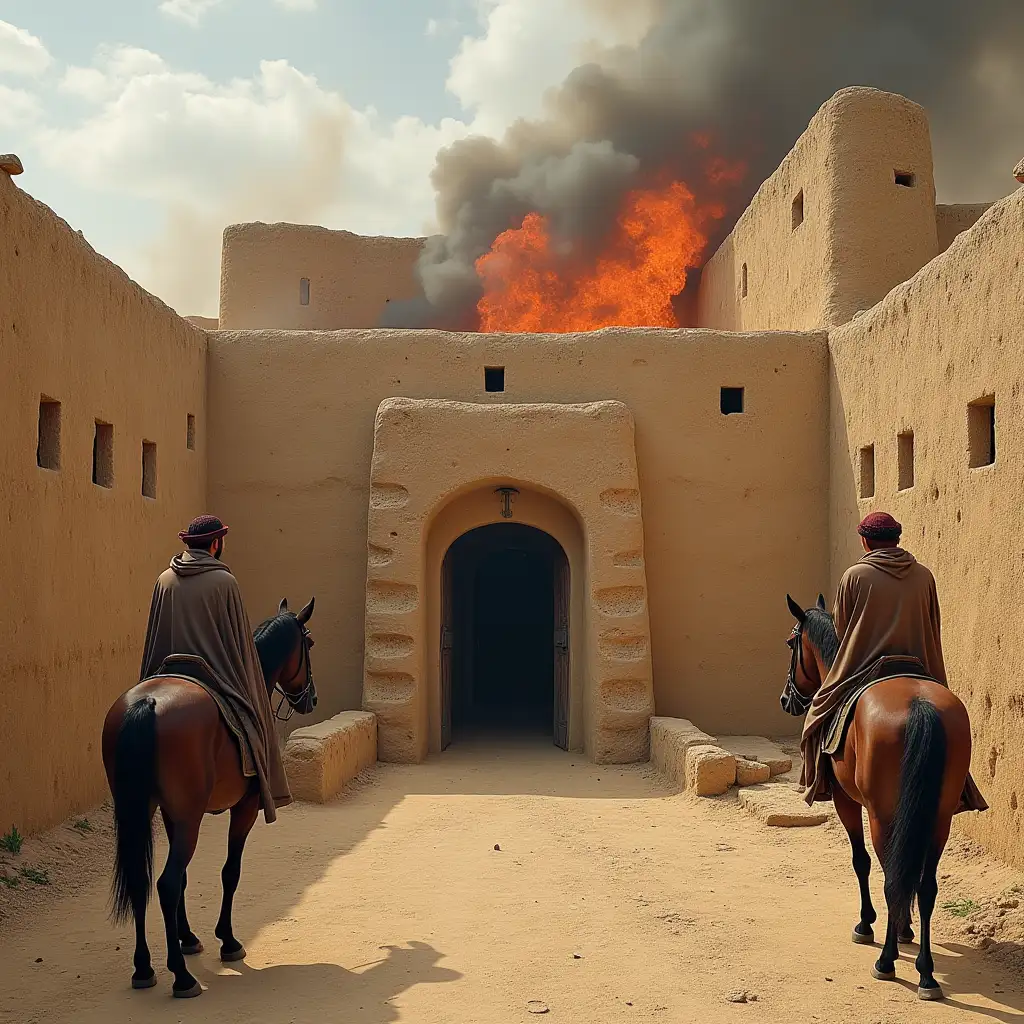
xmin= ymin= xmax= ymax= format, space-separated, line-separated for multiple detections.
xmin=935 ymin=203 xmax=994 ymax=255
xmin=218 ymin=222 xmax=424 ymax=330
xmin=0 ymin=172 xmax=208 ymax=834
xmin=207 ymin=326 xmax=829 ymax=742
xmin=698 ymin=88 xmax=938 ymax=332
xmin=829 ymin=189 xmax=1024 ymax=868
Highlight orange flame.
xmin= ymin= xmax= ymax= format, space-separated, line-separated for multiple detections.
xmin=475 ymin=177 xmax=735 ymax=333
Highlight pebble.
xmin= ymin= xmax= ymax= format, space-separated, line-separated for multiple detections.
xmin=527 ymin=1000 xmax=550 ymax=1014
xmin=494 ymin=844 xmax=501 ymax=851
xmin=726 ymin=990 xmax=757 ymax=1003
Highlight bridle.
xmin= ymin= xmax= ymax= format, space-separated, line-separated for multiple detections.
xmin=784 ymin=624 xmax=815 ymax=716
xmin=272 ymin=623 xmax=314 ymax=722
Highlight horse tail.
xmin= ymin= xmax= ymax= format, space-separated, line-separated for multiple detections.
xmin=884 ymin=696 xmax=946 ymax=929
xmin=110 ymin=696 xmax=157 ymax=925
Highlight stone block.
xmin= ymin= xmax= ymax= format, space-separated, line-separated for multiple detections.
xmin=649 ymin=717 xmax=717 ymax=789
xmin=737 ymin=784 xmax=832 ymax=827
xmin=0 ymin=154 xmax=23 ymax=175
xmin=685 ymin=744 xmax=737 ymax=797
xmin=735 ymin=758 xmax=771 ymax=786
xmin=283 ymin=711 xmax=377 ymax=803
xmin=715 ymin=735 xmax=793 ymax=778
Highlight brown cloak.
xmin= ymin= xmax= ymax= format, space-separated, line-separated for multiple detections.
xmin=801 ymin=547 xmax=987 ymax=812
xmin=139 ymin=550 xmax=292 ymax=823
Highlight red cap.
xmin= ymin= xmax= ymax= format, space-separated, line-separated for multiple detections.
xmin=178 ymin=514 xmax=229 ymax=544
xmin=857 ymin=512 xmax=902 ymax=541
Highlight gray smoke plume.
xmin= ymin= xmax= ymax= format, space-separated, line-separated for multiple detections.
xmin=386 ymin=0 xmax=1024 ymax=330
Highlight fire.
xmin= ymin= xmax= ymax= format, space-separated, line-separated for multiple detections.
xmin=475 ymin=175 xmax=735 ymax=333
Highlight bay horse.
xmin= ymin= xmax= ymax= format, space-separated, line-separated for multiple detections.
xmin=781 ymin=594 xmax=972 ymax=1001
xmin=101 ymin=596 xmax=317 ymax=998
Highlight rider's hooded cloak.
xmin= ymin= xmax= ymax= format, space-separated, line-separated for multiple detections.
xmin=800 ymin=547 xmax=987 ymax=813
xmin=139 ymin=549 xmax=292 ymax=823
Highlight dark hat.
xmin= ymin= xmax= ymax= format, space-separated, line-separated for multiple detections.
xmin=857 ymin=511 xmax=902 ymax=541
xmin=179 ymin=514 xmax=229 ymax=544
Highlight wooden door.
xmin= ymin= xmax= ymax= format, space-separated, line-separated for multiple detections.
xmin=441 ymin=550 xmax=454 ymax=750
xmin=553 ymin=551 xmax=570 ymax=750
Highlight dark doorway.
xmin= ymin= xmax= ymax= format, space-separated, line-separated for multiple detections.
xmin=441 ymin=524 xmax=569 ymax=749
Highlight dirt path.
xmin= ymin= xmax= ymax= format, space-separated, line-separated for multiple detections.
xmin=2 ymin=736 xmax=1023 ymax=1023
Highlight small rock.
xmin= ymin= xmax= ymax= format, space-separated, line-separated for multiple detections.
xmin=996 ymin=897 xmax=1019 ymax=909
xmin=825 ymin=976 xmax=833 ymax=982
xmin=726 ymin=990 xmax=754 ymax=1003
xmin=0 ymin=154 xmax=24 ymax=176
xmin=573 ymin=953 xmax=583 ymax=959
xmin=34 ymin=957 xmax=43 ymax=964
xmin=494 ymin=844 xmax=501 ymax=851
xmin=1015 ymin=157 xmax=1024 ymax=183
xmin=527 ymin=1000 xmax=550 ymax=1014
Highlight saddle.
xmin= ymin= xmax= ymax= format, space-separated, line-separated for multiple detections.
xmin=822 ymin=654 xmax=938 ymax=756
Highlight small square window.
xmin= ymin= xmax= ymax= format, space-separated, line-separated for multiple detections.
xmin=895 ymin=171 xmax=916 ymax=188
xmin=968 ymin=396 xmax=995 ymax=468
xmin=897 ymin=431 xmax=914 ymax=490
xmin=142 ymin=441 xmax=157 ymax=499
xmin=299 ymin=277 xmax=310 ymax=305
xmin=792 ymin=189 xmax=804 ymax=229
xmin=485 ymin=366 xmax=505 ymax=393
xmin=720 ymin=387 xmax=744 ymax=415
xmin=186 ymin=413 xmax=196 ymax=451
xmin=93 ymin=421 xmax=114 ymax=489
xmin=859 ymin=445 xmax=875 ymax=499
xmin=37 ymin=397 xmax=61 ymax=470
xmin=741 ymin=262 xmax=748 ymax=298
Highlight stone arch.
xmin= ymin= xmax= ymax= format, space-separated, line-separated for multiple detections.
xmin=426 ymin=485 xmax=586 ymax=753
xmin=362 ymin=398 xmax=654 ymax=764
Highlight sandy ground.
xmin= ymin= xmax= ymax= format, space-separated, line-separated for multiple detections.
xmin=2 ymin=734 xmax=1023 ymax=1024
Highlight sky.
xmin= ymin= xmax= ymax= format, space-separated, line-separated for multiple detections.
xmin=1 ymin=0 xmax=645 ymax=314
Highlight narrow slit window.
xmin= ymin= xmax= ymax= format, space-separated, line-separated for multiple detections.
xmin=299 ymin=277 xmax=310 ymax=305
xmin=186 ymin=413 xmax=196 ymax=451
xmin=968 ymin=396 xmax=996 ymax=468
xmin=859 ymin=445 xmax=875 ymax=499
xmin=897 ymin=431 xmax=914 ymax=490
xmin=792 ymin=189 xmax=804 ymax=229
xmin=895 ymin=171 xmax=916 ymax=188
xmin=720 ymin=387 xmax=744 ymax=415
xmin=741 ymin=262 xmax=748 ymax=298
xmin=37 ymin=397 xmax=61 ymax=470
xmin=93 ymin=421 xmax=114 ymax=488
xmin=484 ymin=366 xmax=505 ymax=393
xmin=142 ymin=441 xmax=157 ymax=499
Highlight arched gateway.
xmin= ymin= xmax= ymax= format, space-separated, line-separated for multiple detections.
xmin=361 ymin=398 xmax=655 ymax=764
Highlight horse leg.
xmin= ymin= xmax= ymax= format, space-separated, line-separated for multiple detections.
xmin=865 ymin=811 xmax=901 ymax=980
xmin=915 ymin=844 xmax=944 ymax=999
xmin=833 ymin=786 xmax=876 ymax=944
xmin=162 ymin=811 xmax=203 ymax=955
xmin=156 ymin=817 xmax=203 ymax=997
xmin=215 ymin=788 xmax=260 ymax=962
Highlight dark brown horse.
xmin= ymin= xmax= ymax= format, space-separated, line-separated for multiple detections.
xmin=782 ymin=594 xmax=972 ymax=1001
xmin=101 ymin=597 xmax=317 ymax=998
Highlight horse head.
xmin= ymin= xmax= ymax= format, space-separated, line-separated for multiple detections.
xmin=780 ymin=593 xmax=830 ymax=717
xmin=267 ymin=597 xmax=318 ymax=718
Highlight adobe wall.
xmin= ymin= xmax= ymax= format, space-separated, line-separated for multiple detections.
xmin=829 ymin=188 xmax=1024 ymax=868
xmin=0 ymin=172 xmax=208 ymax=835
xmin=935 ymin=203 xmax=994 ymax=255
xmin=698 ymin=88 xmax=938 ymax=333
xmin=218 ymin=222 xmax=424 ymax=331
xmin=207 ymin=326 xmax=829 ymax=743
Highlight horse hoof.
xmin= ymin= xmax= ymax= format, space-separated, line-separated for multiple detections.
xmin=871 ymin=965 xmax=897 ymax=981
xmin=173 ymin=981 xmax=203 ymax=999
xmin=131 ymin=973 xmax=157 ymax=990
xmin=918 ymin=984 xmax=944 ymax=1001
xmin=181 ymin=940 xmax=204 ymax=956
xmin=852 ymin=927 xmax=874 ymax=945
xmin=220 ymin=945 xmax=247 ymax=963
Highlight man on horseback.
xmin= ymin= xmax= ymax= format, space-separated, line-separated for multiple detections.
xmin=800 ymin=511 xmax=987 ymax=813
xmin=138 ymin=514 xmax=292 ymax=821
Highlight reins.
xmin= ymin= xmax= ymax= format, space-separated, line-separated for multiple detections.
xmin=784 ymin=625 xmax=816 ymax=715
xmin=271 ymin=623 xmax=314 ymax=722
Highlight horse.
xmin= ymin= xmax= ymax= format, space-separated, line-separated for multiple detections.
xmin=101 ymin=596 xmax=317 ymax=998
xmin=781 ymin=594 xmax=973 ymax=1001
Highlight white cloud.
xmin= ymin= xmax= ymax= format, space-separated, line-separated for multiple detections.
xmin=158 ymin=0 xmax=224 ymax=28
xmin=0 ymin=19 xmax=53 ymax=76
xmin=0 ymin=84 xmax=41 ymax=128
xmin=273 ymin=0 xmax=318 ymax=10
xmin=447 ymin=0 xmax=652 ymax=137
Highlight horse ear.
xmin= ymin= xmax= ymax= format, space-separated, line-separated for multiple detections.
xmin=279 ymin=598 xmax=288 ymax=613
xmin=297 ymin=596 xmax=315 ymax=624
xmin=817 ymin=593 xmax=827 ymax=611
xmin=786 ymin=594 xmax=806 ymax=623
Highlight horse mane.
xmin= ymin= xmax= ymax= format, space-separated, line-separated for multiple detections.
xmin=253 ymin=612 xmax=297 ymax=683
xmin=804 ymin=607 xmax=840 ymax=670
